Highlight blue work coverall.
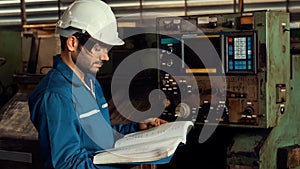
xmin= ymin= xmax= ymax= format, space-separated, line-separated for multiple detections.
xmin=28 ymin=55 xmax=139 ymax=169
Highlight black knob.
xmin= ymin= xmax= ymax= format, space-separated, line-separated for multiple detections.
xmin=209 ymin=22 xmax=217 ymax=28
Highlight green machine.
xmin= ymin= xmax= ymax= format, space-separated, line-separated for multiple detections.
xmin=157 ymin=10 xmax=300 ymax=169
xmin=225 ymin=11 xmax=300 ymax=169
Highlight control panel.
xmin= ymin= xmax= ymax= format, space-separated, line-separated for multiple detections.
xmin=225 ymin=33 xmax=256 ymax=73
xmin=157 ymin=11 xmax=290 ymax=128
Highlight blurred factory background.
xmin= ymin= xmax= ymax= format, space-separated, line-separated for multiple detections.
xmin=0 ymin=0 xmax=300 ymax=169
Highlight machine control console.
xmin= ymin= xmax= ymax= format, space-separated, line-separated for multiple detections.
xmin=157 ymin=11 xmax=290 ymax=128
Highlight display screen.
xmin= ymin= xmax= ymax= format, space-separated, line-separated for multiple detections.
xmin=182 ymin=34 xmax=223 ymax=75
xmin=161 ymin=37 xmax=180 ymax=45
xmin=225 ymin=33 xmax=256 ymax=73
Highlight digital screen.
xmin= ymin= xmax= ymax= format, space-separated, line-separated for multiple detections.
xmin=161 ymin=37 xmax=180 ymax=45
xmin=182 ymin=34 xmax=223 ymax=75
xmin=226 ymin=33 xmax=256 ymax=73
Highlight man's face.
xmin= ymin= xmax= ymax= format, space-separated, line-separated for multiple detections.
xmin=76 ymin=38 xmax=111 ymax=75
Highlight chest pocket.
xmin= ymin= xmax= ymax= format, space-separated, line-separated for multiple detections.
xmin=78 ymin=108 xmax=114 ymax=150
xmin=72 ymin=85 xmax=114 ymax=150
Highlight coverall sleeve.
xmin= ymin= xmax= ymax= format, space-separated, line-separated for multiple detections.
xmin=32 ymin=92 xmax=121 ymax=169
xmin=112 ymin=122 xmax=140 ymax=135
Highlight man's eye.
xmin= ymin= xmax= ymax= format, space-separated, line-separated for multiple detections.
xmin=93 ymin=44 xmax=102 ymax=52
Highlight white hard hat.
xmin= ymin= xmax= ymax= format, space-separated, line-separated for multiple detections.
xmin=56 ymin=0 xmax=124 ymax=46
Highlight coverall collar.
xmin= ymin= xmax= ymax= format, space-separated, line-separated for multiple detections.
xmin=53 ymin=55 xmax=95 ymax=87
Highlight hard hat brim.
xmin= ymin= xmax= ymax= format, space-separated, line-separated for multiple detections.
xmin=56 ymin=27 xmax=125 ymax=46
xmin=101 ymin=37 xmax=124 ymax=46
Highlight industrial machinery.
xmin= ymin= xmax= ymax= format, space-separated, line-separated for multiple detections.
xmin=157 ymin=11 xmax=300 ymax=169
xmin=0 ymin=9 xmax=299 ymax=169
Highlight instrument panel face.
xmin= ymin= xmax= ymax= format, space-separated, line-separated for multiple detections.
xmin=157 ymin=16 xmax=260 ymax=126
xmin=157 ymin=12 xmax=290 ymax=128
xmin=159 ymin=73 xmax=259 ymax=125
xmin=225 ymin=32 xmax=257 ymax=74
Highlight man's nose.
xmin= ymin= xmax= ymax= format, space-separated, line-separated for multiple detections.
xmin=100 ymin=48 xmax=109 ymax=61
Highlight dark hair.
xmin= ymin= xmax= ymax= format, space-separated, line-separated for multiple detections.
xmin=59 ymin=36 xmax=67 ymax=51
xmin=73 ymin=32 xmax=91 ymax=45
xmin=73 ymin=32 xmax=95 ymax=52
xmin=59 ymin=31 xmax=91 ymax=51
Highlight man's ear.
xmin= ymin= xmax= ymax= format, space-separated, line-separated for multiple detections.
xmin=66 ymin=35 xmax=78 ymax=52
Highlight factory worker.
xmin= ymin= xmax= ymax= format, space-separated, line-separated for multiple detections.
xmin=28 ymin=0 xmax=167 ymax=168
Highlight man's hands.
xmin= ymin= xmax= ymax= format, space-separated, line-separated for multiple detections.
xmin=138 ymin=118 xmax=168 ymax=130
